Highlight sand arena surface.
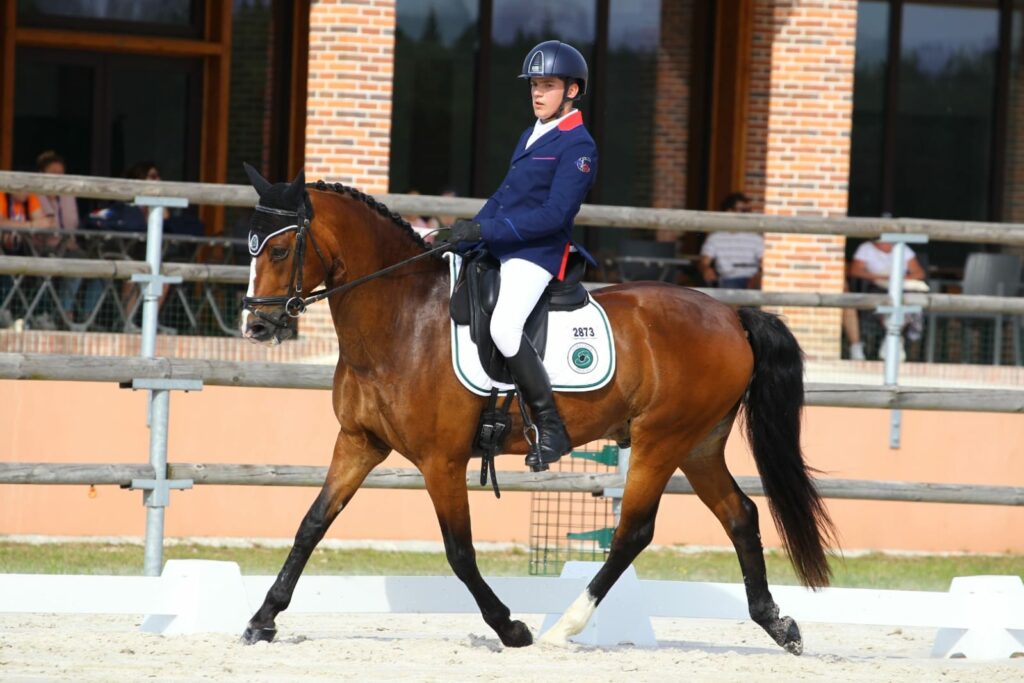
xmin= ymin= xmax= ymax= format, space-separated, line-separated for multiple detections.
xmin=1 ymin=612 xmax=1021 ymax=682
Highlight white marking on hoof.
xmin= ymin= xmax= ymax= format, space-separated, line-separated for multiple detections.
xmin=539 ymin=590 xmax=597 ymax=647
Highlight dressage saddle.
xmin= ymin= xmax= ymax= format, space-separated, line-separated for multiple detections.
xmin=449 ymin=250 xmax=589 ymax=384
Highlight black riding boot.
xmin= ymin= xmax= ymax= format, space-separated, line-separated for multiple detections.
xmin=506 ymin=337 xmax=571 ymax=471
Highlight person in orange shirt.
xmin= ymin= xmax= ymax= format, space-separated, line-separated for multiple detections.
xmin=0 ymin=191 xmax=55 ymax=253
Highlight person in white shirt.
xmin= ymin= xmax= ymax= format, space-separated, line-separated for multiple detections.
xmin=699 ymin=193 xmax=764 ymax=289
xmin=845 ymin=240 xmax=927 ymax=360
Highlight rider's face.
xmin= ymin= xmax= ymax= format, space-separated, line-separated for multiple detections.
xmin=530 ymin=77 xmax=578 ymax=121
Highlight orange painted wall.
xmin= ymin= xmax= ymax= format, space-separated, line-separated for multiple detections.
xmin=1 ymin=380 xmax=1021 ymax=553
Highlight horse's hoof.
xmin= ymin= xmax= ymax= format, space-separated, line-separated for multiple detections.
xmin=241 ymin=625 xmax=277 ymax=645
xmin=499 ymin=620 xmax=534 ymax=648
xmin=771 ymin=616 xmax=803 ymax=656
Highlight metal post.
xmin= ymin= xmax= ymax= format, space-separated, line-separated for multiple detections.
xmin=877 ymin=233 xmax=927 ymax=450
xmin=127 ymin=196 xmax=194 ymax=576
xmin=144 ymin=386 xmax=170 ymax=576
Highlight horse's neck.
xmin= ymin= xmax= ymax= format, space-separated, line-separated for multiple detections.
xmin=328 ymin=217 xmax=448 ymax=370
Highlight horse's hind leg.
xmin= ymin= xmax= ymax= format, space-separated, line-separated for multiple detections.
xmin=682 ymin=449 xmax=803 ymax=655
xmin=539 ymin=448 xmax=677 ymax=646
xmin=241 ymin=430 xmax=388 ymax=644
xmin=420 ymin=457 xmax=533 ymax=648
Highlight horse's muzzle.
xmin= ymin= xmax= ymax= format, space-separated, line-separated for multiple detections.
xmin=243 ymin=315 xmax=294 ymax=344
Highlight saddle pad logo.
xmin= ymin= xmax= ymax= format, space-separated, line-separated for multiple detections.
xmin=568 ymin=342 xmax=597 ymax=373
xmin=576 ymin=156 xmax=592 ymax=173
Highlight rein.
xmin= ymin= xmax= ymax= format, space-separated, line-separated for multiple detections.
xmin=241 ymin=203 xmax=452 ymax=324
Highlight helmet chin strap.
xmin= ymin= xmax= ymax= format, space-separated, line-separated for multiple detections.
xmin=539 ymin=80 xmax=577 ymax=123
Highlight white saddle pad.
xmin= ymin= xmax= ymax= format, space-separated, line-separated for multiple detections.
xmin=447 ymin=254 xmax=616 ymax=397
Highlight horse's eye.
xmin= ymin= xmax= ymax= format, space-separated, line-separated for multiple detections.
xmin=269 ymin=246 xmax=289 ymax=262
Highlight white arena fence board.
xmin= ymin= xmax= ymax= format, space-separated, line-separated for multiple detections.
xmin=1 ymin=560 xmax=1022 ymax=658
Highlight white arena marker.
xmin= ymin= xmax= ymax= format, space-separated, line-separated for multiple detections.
xmin=931 ymin=575 xmax=1024 ymax=659
xmin=539 ymin=561 xmax=656 ymax=648
xmin=141 ymin=560 xmax=252 ymax=635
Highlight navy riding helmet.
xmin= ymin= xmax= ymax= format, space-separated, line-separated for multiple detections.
xmin=519 ymin=40 xmax=588 ymax=97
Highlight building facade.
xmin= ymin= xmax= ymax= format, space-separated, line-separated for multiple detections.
xmin=2 ymin=0 xmax=1022 ymax=358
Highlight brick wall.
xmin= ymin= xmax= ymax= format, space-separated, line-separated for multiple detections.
xmin=652 ymin=0 xmax=693 ymax=215
xmin=745 ymin=0 xmax=857 ymax=359
xmin=1005 ymin=35 xmax=1024 ymax=226
xmin=0 ymin=317 xmax=337 ymax=364
xmin=305 ymin=0 xmax=396 ymax=193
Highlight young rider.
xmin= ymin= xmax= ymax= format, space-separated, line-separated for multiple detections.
xmin=449 ymin=40 xmax=598 ymax=469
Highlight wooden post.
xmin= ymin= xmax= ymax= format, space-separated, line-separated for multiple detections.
xmin=0 ymin=0 xmax=16 ymax=170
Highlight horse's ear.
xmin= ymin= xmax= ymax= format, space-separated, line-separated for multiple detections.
xmin=243 ymin=162 xmax=273 ymax=197
xmin=282 ymin=169 xmax=307 ymax=207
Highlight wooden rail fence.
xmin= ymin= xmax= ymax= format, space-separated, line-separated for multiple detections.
xmin=1 ymin=463 xmax=1021 ymax=507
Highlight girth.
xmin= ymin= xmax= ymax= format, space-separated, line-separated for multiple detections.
xmin=449 ymin=251 xmax=589 ymax=384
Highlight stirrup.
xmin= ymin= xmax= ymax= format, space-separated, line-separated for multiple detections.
xmin=525 ymin=443 xmax=551 ymax=473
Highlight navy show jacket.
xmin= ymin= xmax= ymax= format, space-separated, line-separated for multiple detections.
xmin=473 ymin=110 xmax=598 ymax=277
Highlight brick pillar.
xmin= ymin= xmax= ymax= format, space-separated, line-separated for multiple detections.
xmin=303 ymin=1 xmax=396 ymax=344
xmin=652 ymin=0 xmax=693 ymax=213
xmin=745 ymin=0 xmax=856 ymax=359
xmin=305 ymin=0 xmax=395 ymax=193
xmin=1005 ymin=26 xmax=1024 ymax=237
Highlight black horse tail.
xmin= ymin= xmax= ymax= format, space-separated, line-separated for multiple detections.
xmin=737 ymin=307 xmax=836 ymax=589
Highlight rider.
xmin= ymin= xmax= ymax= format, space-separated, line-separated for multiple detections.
xmin=449 ymin=40 xmax=598 ymax=469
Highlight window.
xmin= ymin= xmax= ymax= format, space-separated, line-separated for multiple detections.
xmin=484 ymin=0 xmax=597 ymax=192
xmin=848 ymin=1 xmax=890 ymax=218
xmin=13 ymin=50 xmax=202 ymax=181
xmin=600 ymin=0 xmax=661 ymax=208
xmin=389 ymin=0 xmax=478 ymax=197
xmin=849 ymin=1 xmax=1003 ymax=222
xmin=17 ymin=0 xmax=202 ymax=37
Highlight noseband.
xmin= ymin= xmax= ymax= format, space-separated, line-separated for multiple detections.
xmin=242 ymin=201 xmax=452 ymax=330
xmin=241 ymin=202 xmax=333 ymax=329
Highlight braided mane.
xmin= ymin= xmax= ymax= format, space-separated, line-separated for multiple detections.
xmin=311 ymin=180 xmax=431 ymax=252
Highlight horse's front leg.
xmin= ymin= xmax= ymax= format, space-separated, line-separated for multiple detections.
xmin=421 ymin=458 xmax=533 ymax=647
xmin=539 ymin=453 xmax=675 ymax=646
xmin=242 ymin=430 xmax=387 ymax=644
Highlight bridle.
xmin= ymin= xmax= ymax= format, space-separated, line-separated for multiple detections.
xmin=241 ymin=200 xmax=452 ymax=330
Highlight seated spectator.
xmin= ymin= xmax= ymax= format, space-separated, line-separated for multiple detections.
xmin=35 ymin=151 xmax=81 ymax=249
xmin=846 ymin=239 xmax=928 ymax=360
xmin=699 ymin=192 xmax=764 ymax=289
xmin=118 ymin=161 xmax=174 ymax=331
xmin=35 ymin=150 xmax=93 ymax=325
xmin=0 ymin=189 xmax=56 ymax=329
xmin=1 ymin=190 xmax=55 ymax=252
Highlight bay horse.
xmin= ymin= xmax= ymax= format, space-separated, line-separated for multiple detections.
xmin=239 ymin=167 xmax=835 ymax=654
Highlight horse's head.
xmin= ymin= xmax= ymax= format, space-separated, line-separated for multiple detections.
xmin=241 ymin=163 xmax=331 ymax=344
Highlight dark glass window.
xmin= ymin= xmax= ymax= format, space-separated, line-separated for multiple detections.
xmin=849 ymin=1 xmax=1002 ymax=222
xmin=17 ymin=0 xmax=201 ymax=36
xmin=13 ymin=50 xmax=201 ymax=181
xmin=848 ymin=1 xmax=890 ymax=217
xmin=11 ymin=58 xmax=94 ymax=176
xmin=389 ymin=0 xmax=479 ymax=197
xmin=894 ymin=2 xmax=999 ymax=221
xmin=484 ymin=0 xmax=596 ymax=192
xmin=601 ymin=0 xmax=660 ymax=208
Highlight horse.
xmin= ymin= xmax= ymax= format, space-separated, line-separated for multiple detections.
xmin=238 ymin=166 xmax=836 ymax=654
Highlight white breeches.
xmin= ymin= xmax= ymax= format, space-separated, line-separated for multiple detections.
xmin=490 ymin=258 xmax=553 ymax=357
